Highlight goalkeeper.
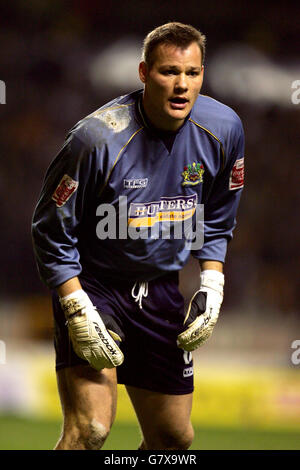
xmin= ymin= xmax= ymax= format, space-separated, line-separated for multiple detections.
xmin=32 ymin=22 xmax=244 ymax=450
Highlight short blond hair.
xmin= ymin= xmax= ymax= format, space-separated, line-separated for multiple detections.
xmin=142 ymin=22 xmax=206 ymax=67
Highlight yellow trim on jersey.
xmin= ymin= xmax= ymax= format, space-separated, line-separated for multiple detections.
xmin=128 ymin=207 xmax=195 ymax=228
xmin=99 ymin=127 xmax=144 ymax=197
xmin=189 ymin=118 xmax=226 ymax=170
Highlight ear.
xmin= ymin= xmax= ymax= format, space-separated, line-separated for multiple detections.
xmin=139 ymin=61 xmax=148 ymax=84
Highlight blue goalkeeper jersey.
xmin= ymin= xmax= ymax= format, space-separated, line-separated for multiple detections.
xmin=32 ymin=90 xmax=245 ymax=288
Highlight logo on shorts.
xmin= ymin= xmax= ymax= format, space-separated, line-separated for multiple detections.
xmin=52 ymin=174 xmax=79 ymax=207
xmin=183 ymin=351 xmax=192 ymax=364
xmin=124 ymin=178 xmax=148 ymax=189
xmin=183 ymin=367 xmax=193 ymax=377
xmin=182 ymin=162 xmax=204 ymax=186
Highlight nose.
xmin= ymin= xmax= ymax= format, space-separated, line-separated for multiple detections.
xmin=174 ymin=73 xmax=188 ymax=92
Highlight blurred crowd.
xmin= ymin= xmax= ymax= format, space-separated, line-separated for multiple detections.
xmin=0 ymin=1 xmax=299 ymax=317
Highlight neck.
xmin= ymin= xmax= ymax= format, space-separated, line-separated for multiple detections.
xmin=141 ymin=95 xmax=184 ymax=132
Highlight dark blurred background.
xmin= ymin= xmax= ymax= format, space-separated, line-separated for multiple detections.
xmin=0 ymin=0 xmax=299 ymax=331
xmin=1 ymin=1 xmax=300 ymax=443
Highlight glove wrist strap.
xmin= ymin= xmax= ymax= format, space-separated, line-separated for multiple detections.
xmin=59 ymin=289 xmax=85 ymax=302
xmin=59 ymin=289 xmax=94 ymax=317
xmin=200 ymin=269 xmax=224 ymax=293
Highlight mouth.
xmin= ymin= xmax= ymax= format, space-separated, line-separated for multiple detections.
xmin=169 ymin=97 xmax=189 ymax=110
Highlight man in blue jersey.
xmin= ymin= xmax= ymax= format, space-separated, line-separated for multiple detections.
xmin=32 ymin=22 xmax=244 ymax=450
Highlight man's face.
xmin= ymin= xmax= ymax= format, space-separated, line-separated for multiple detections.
xmin=139 ymin=41 xmax=204 ymax=131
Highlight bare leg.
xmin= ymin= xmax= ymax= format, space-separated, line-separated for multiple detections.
xmin=55 ymin=365 xmax=117 ymax=450
xmin=126 ymin=386 xmax=194 ymax=450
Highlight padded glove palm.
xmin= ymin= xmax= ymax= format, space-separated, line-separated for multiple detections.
xmin=60 ymin=289 xmax=124 ymax=370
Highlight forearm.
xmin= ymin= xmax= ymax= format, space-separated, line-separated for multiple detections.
xmin=199 ymin=260 xmax=223 ymax=273
xmin=56 ymin=277 xmax=82 ymax=297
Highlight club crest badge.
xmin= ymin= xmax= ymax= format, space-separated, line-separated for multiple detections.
xmin=181 ymin=162 xmax=204 ymax=186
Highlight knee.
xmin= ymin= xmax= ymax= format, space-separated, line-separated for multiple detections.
xmin=164 ymin=425 xmax=194 ymax=450
xmin=60 ymin=418 xmax=110 ymax=450
xmin=147 ymin=424 xmax=194 ymax=450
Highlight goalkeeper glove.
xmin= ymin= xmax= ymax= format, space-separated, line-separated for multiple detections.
xmin=60 ymin=289 xmax=124 ymax=370
xmin=177 ymin=270 xmax=224 ymax=351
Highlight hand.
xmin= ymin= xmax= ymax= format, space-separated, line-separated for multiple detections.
xmin=60 ymin=289 xmax=124 ymax=370
xmin=177 ymin=270 xmax=224 ymax=351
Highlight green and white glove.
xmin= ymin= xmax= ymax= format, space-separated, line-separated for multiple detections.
xmin=60 ymin=289 xmax=124 ymax=370
xmin=177 ymin=270 xmax=224 ymax=351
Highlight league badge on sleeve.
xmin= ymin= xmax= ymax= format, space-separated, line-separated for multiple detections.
xmin=229 ymin=158 xmax=244 ymax=190
xmin=52 ymin=174 xmax=79 ymax=207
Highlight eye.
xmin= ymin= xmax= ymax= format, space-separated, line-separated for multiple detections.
xmin=188 ymin=71 xmax=200 ymax=77
xmin=161 ymin=69 xmax=178 ymax=76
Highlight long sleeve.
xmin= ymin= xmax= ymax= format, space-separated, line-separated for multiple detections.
xmin=193 ymin=116 xmax=245 ymax=262
xmin=32 ymin=132 xmax=99 ymax=288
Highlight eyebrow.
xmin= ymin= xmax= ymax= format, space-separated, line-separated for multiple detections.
xmin=159 ymin=65 xmax=201 ymax=70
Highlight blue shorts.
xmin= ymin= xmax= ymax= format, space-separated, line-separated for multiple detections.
xmin=52 ymin=272 xmax=194 ymax=395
